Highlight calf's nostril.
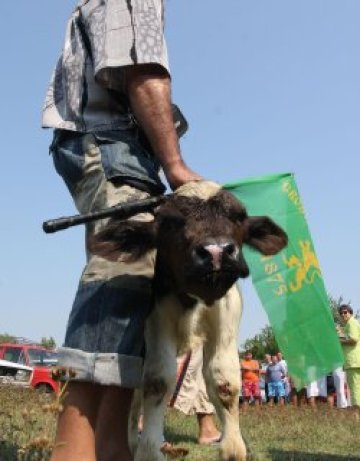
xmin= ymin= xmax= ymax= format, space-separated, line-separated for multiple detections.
xmin=193 ymin=245 xmax=211 ymax=262
xmin=223 ymin=242 xmax=236 ymax=257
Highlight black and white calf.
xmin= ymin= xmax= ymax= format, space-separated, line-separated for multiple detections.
xmin=93 ymin=181 xmax=287 ymax=461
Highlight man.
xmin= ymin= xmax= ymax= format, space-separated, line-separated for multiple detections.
xmin=338 ymin=304 xmax=360 ymax=407
xmin=260 ymin=353 xmax=272 ymax=402
xmin=42 ymin=1 xmax=201 ymax=460
xmin=240 ymin=351 xmax=261 ymax=406
xmin=172 ymin=347 xmax=221 ymax=445
xmin=266 ymin=355 xmax=286 ymax=406
xmin=277 ymin=351 xmax=290 ymax=401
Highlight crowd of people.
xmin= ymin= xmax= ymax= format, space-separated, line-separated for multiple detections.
xmin=239 ymin=304 xmax=360 ymax=409
xmin=240 ymin=351 xmax=349 ymax=408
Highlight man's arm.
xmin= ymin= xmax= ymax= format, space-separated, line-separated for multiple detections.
xmin=340 ymin=337 xmax=357 ymax=346
xmin=125 ymin=64 xmax=202 ymax=190
xmin=340 ymin=319 xmax=360 ymax=346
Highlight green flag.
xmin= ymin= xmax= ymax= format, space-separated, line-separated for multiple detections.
xmin=224 ymin=172 xmax=344 ymax=389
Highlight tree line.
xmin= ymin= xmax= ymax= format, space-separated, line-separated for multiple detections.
xmin=0 ymin=334 xmax=56 ymax=350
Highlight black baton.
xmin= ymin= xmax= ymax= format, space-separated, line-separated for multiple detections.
xmin=43 ymin=195 xmax=167 ymax=234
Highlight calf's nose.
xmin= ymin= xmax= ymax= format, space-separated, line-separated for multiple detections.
xmin=192 ymin=241 xmax=238 ymax=270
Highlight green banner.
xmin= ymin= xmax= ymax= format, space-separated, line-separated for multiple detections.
xmin=224 ymin=172 xmax=344 ymax=389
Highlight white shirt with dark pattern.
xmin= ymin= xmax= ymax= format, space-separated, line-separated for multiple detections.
xmin=42 ymin=0 xmax=170 ymax=132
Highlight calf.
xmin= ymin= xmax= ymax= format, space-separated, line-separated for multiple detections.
xmin=92 ymin=180 xmax=287 ymax=461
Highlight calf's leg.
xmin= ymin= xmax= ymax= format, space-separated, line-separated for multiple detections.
xmin=134 ymin=307 xmax=177 ymax=461
xmin=203 ymin=285 xmax=247 ymax=461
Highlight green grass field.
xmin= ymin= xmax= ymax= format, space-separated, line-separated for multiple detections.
xmin=1 ymin=386 xmax=360 ymax=461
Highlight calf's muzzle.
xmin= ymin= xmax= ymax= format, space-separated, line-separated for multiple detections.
xmin=192 ymin=240 xmax=239 ymax=271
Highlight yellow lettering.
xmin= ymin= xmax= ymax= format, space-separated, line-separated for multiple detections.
xmin=267 ymin=273 xmax=284 ymax=284
xmin=282 ymin=180 xmax=305 ymax=215
xmin=274 ymin=284 xmax=288 ymax=296
xmin=265 ymin=263 xmax=278 ymax=274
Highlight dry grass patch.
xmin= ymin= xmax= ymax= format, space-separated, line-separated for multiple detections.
xmin=1 ymin=386 xmax=360 ymax=461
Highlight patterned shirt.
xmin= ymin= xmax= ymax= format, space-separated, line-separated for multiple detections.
xmin=42 ymin=0 xmax=170 ymax=132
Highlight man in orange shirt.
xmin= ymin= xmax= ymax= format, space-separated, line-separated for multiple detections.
xmin=241 ymin=351 xmax=261 ymax=406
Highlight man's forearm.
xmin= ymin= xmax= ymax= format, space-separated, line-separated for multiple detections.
xmin=340 ymin=337 xmax=357 ymax=346
xmin=126 ymin=64 xmax=201 ymax=190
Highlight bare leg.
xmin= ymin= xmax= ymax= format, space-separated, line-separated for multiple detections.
xmin=128 ymin=390 xmax=143 ymax=456
xmin=50 ymin=382 xmax=134 ymax=461
xmin=197 ymin=413 xmax=221 ymax=445
xmin=327 ymin=395 xmax=334 ymax=408
xmin=95 ymin=386 xmax=134 ymax=461
xmin=50 ymin=382 xmax=99 ymax=461
xmin=308 ymin=396 xmax=316 ymax=408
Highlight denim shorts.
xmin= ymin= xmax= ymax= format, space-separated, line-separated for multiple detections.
xmin=268 ymin=381 xmax=286 ymax=398
xmin=50 ymin=128 xmax=165 ymax=388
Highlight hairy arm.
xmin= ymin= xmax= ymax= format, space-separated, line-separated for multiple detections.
xmin=125 ymin=64 xmax=202 ymax=190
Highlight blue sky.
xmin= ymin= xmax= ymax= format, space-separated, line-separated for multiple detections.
xmin=1 ymin=0 xmax=359 ymax=348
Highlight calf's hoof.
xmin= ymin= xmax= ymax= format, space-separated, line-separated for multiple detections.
xmin=219 ymin=437 xmax=247 ymax=461
xmin=134 ymin=440 xmax=165 ymax=461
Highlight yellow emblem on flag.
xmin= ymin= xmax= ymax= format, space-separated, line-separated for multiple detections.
xmin=283 ymin=240 xmax=321 ymax=292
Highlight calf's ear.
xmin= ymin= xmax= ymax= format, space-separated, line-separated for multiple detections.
xmin=244 ymin=216 xmax=288 ymax=255
xmin=88 ymin=219 xmax=157 ymax=262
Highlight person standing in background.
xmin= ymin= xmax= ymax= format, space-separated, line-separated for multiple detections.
xmin=241 ymin=351 xmax=261 ymax=406
xmin=266 ymin=355 xmax=286 ymax=406
xmin=172 ymin=347 xmax=222 ymax=445
xmin=277 ymin=351 xmax=290 ymax=402
xmin=338 ymin=305 xmax=360 ymax=407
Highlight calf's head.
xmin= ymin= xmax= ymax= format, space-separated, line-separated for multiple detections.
xmin=91 ymin=181 xmax=287 ymax=305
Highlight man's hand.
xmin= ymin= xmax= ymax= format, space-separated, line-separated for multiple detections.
xmin=125 ymin=64 xmax=202 ymax=190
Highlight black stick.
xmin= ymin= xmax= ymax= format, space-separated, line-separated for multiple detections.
xmin=43 ymin=195 xmax=167 ymax=234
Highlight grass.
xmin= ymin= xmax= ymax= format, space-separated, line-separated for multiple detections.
xmin=1 ymin=386 xmax=360 ymax=461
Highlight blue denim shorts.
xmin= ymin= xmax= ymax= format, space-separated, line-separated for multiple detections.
xmin=50 ymin=129 xmax=165 ymax=388
xmin=268 ymin=381 xmax=286 ymax=398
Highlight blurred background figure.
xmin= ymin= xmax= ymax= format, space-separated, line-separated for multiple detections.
xmin=332 ymin=367 xmax=350 ymax=408
xmin=338 ymin=304 xmax=360 ymax=408
xmin=171 ymin=347 xmax=221 ymax=445
xmin=277 ymin=352 xmax=290 ymax=402
xmin=289 ymin=375 xmax=307 ymax=407
xmin=266 ymin=355 xmax=286 ymax=406
xmin=306 ymin=375 xmax=329 ymax=407
xmin=260 ymin=354 xmax=272 ymax=403
xmin=240 ymin=351 xmax=261 ymax=406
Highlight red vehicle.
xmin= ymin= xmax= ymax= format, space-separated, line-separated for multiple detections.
xmin=0 ymin=343 xmax=59 ymax=393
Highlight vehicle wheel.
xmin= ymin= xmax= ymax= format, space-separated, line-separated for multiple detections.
xmin=35 ymin=383 xmax=53 ymax=393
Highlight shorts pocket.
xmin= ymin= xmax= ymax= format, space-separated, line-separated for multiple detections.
xmin=94 ymin=130 xmax=166 ymax=194
xmin=51 ymin=131 xmax=91 ymax=195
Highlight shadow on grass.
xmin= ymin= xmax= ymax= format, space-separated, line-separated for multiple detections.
xmin=0 ymin=440 xmax=19 ymax=461
xmin=267 ymin=450 xmax=360 ymax=461
xmin=164 ymin=427 xmax=197 ymax=445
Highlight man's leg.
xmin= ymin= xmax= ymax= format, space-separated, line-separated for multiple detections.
xmin=347 ymin=368 xmax=360 ymax=407
xmin=50 ymin=382 xmax=99 ymax=461
xmin=253 ymin=382 xmax=261 ymax=406
xmin=267 ymin=383 xmax=275 ymax=406
xmin=241 ymin=381 xmax=250 ymax=408
xmin=197 ymin=413 xmax=221 ymax=445
xmin=95 ymin=386 xmax=134 ymax=461
xmin=51 ymin=382 xmax=134 ymax=461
